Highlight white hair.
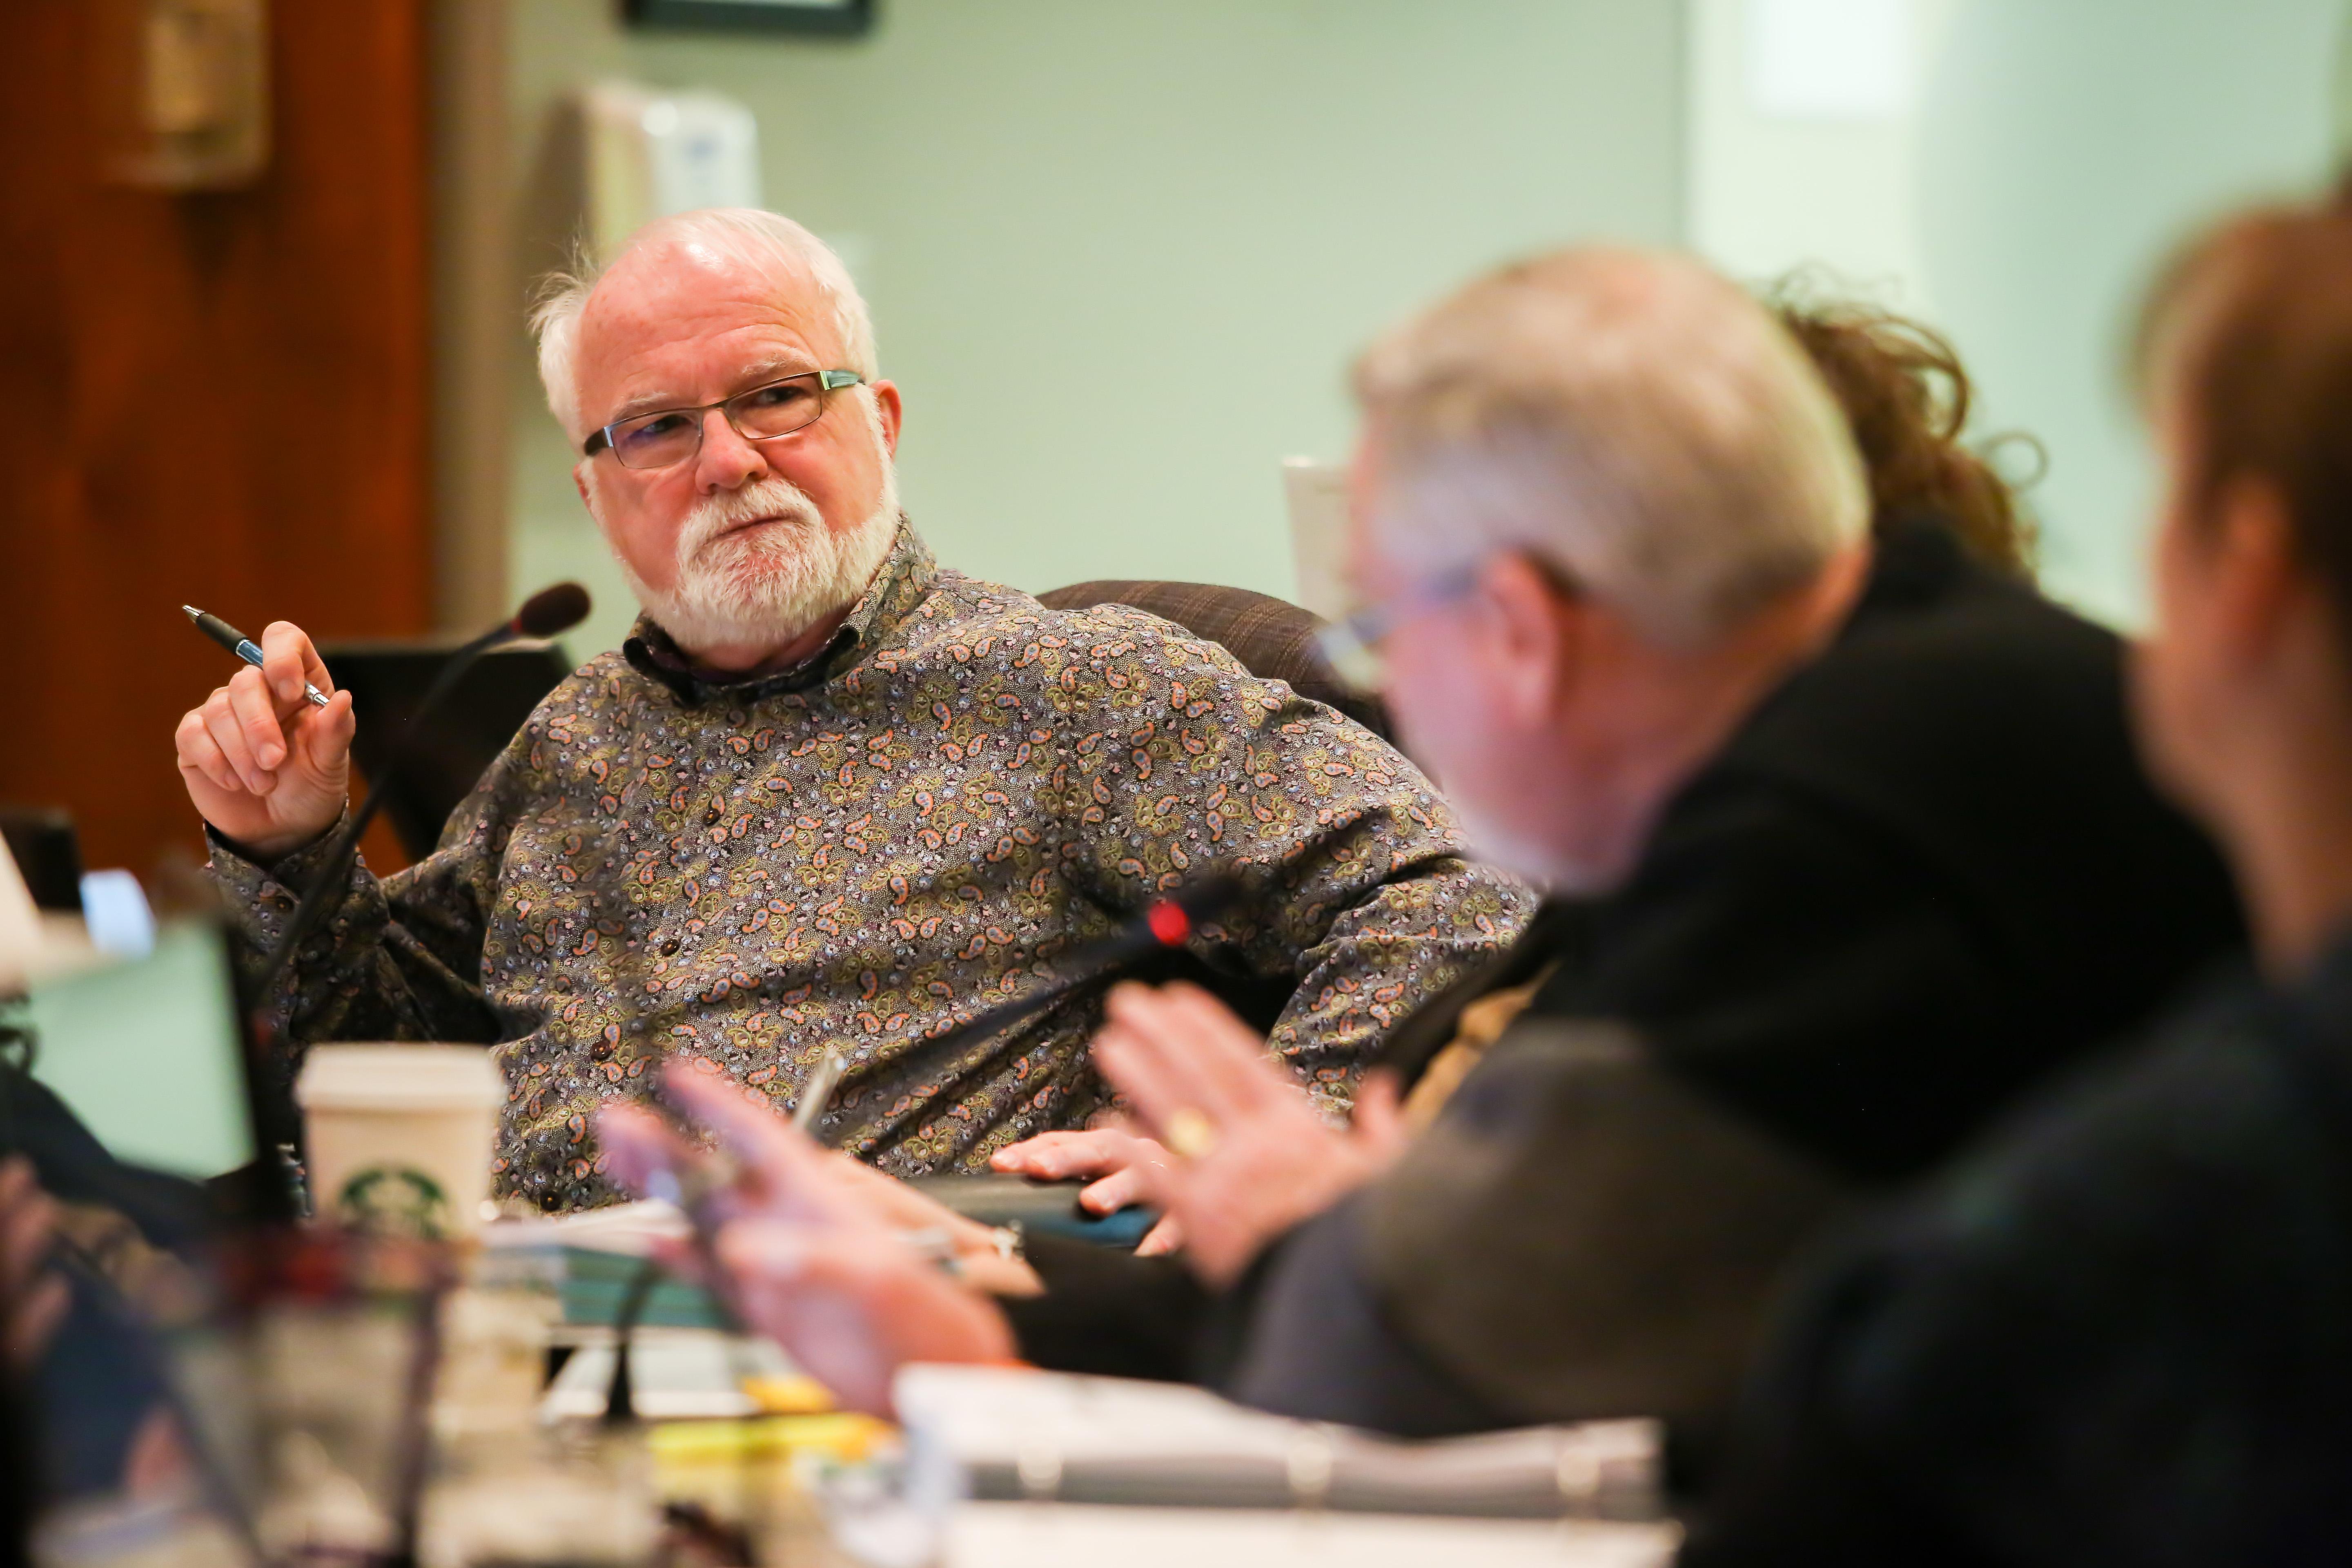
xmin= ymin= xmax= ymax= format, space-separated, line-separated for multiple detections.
xmin=1356 ymin=247 xmax=1870 ymax=645
xmin=530 ymin=207 xmax=879 ymax=440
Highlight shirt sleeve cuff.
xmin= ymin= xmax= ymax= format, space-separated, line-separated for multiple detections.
xmin=204 ymin=810 xmax=353 ymax=940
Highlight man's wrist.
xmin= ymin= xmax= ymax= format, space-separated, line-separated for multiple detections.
xmin=205 ymin=812 xmax=344 ymax=871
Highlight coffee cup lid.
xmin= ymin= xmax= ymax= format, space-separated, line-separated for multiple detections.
xmin=295 ymin=1044 xmax=505 ymax=1112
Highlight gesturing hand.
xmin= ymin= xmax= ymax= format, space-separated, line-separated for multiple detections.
xmin=990 ymin=1127 xmax=1187 ymax=1255
xmin=174 ymin=620 xmax=353 ymax=861
xmin=1089 ymin=982 xmax=1409 ymax=1289
xmin=0 ymin=1158 xmax=67 ymax=1373
xmin=597 ymin=1063 xmax=1018 ymax=1418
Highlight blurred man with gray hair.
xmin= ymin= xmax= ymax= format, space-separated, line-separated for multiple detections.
xmin=174 ymin=207 xmax=1530 ymax=1211
xmin=597 ymin=245 xmax=2241 ymax=1435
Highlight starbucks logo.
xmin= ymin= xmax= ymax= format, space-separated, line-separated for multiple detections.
xmin=335 ymin=1165 xmax=452 ymax=1241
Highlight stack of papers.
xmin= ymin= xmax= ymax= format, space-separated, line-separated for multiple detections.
xmin=484 ymin=1200 xmax=726 ymax=1329
xmin=942 ymin=1504 xmax=1677 ymax=1568
xmin=895 ymin=1365 xmax=1662 ymax=1521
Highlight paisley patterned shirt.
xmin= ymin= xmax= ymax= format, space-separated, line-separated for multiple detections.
xmin=209 ymin=523 xmax=1532 ymax=1212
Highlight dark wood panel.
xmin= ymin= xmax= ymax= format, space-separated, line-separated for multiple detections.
xmin=0 ymin=1 xmax=434 ymax=875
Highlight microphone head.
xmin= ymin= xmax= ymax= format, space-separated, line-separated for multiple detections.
xmin=513 ymin=582 xmax=592 ymax=639
xmin=1142 ymin=871 xmax=1248 ymax=947
xmin=1169 ymin=871 xmax=1247 ymax=922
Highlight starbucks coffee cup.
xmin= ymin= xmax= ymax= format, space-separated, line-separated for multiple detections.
xmin=295 ymin=1045 xmax=505 ymax=1241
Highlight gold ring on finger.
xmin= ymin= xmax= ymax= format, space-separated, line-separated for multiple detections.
xmin=1164 ymin=1107 xmax=1218 ymax=1160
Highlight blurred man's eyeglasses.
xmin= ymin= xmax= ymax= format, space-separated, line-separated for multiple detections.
xmin=1314 ymin=563 xmax=1481 ymax=692
xmin=583 ymin=369 xmax=866 ymax=470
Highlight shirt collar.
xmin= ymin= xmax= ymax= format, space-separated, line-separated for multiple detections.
xmin=622 ymin=516 xmax=937 ymax=705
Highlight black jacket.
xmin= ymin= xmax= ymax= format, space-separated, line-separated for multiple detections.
xmin=1684 ymin=931 xmax=2352 ymax=1566
xmin=1013 ymin=519 xmax=2245 ymax=1434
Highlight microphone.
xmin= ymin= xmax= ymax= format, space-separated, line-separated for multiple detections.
xmin=400 ymin=581 xmax=592 ymax=728
xmin=249 ymin=584 xmax=591 ymax=1007
xmin=787 ymin=818 xmax=1378 ymax=1138
xmin=853 ymin=871 xmax=1250 ymax=1089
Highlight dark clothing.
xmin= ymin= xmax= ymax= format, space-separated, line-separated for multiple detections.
xmin=1685 ymin=933 xmax=2352 ymax=1567
xmin=1004 ymin=1234 xmax=1208 ymax=1381
xmin=1538 ymin=517 xmax=2239 ymax=1179
xmin=0 ymin=1068 xmax=215 ymax=1499
xmin=1011 ymin=517 xmax=2245 ymax=1436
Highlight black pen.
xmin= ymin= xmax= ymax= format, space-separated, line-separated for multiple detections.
xmin=183 ymin=605 xmax=330 ymax=708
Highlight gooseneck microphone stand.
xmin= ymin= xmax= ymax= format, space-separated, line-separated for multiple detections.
xmin=247 ymin=583 xmax=591 ymax=1009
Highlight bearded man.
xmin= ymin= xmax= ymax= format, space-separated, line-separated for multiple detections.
xmin=175 ymin=208 xmax=1528 ymax=1212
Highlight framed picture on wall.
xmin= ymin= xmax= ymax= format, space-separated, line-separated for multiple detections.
xmin=624 ymin=0 xmax=875 ymax=36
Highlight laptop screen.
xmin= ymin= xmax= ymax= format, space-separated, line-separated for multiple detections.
xmin=21 ymin=920 xmax=258 ymax=1181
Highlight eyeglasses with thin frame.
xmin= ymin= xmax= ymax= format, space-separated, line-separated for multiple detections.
xmin=583 ymin=369 xmax=866 ymax=470
xmin=1313 ymin=562 xmax=1481 ymax=693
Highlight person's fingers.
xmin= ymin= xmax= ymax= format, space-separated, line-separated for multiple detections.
xmin=260 ymin=621 xmax=332 ymax=705
xmin=1107 ymin=982 xmax=1286 ymax=1122
xmin=1089 ymin=1014 xmax=1206 ymax=1140
xmin=223 ymin=666 xmax=287 ymax=777
xmin=0 ymin=1188 xmax=55 ymax=1284
xmin=991 ymin=1128 xmax=1129 ymax=1180
xmin=820 ymin=1152 xmax=998 ymax=1249
xmin=1151 ymin=982 xmax=1295 ymax=1112
xmin=664 ymin=1061 xmax=805 ymax=1167
xmin=6 ymin=1274 xmax=66 ymax=1373
xmin=990 ymin=1131 xmax=1076 ymax=1174
xmin=176 ymin=710 xmax=242 ymax=795
xmin=660 ymin=1062 xmax=850 ymax=1229
xmin=1157 ymin=981 xmax=1274 ymax=1055
xmin=1098 ymin=985 xmax=1249 ymax=1125
xmin=295 ymin=689 xmax=356 ymax=778
xmin=1351 ymin=1068 xmax=1409 ymax=1160
xmin=200 ymin=694 xmax=268 ymax=795
xmin=1134 ymin=1214 xmax=1186 ymax=1256
xmin=645 ymin=1235 xmax=711 ymax=1288
xmin=595 ymin=1102 xmax=696 ymax=1197
xmin=123 ymin=1409 xmax=194 ymax=1495
xmin=715 ymin=1221 xmax=1015 ymax=1395
xmin=1064 ymin=1120 xmax=1180 ymax=1214
xmin=1077 ymin=1165 xmax=1148 ymax=1216
xmin=0 ymin=1160 xmax=61 ymax=1372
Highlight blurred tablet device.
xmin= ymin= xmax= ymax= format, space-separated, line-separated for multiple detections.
xmin=907 ymin=1173 xmax=1155 ymax=1248
xmin=19 ymin=918 xmax=282 ymax=1204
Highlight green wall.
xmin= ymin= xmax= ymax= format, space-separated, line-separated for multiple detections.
xmin=1913 ymin=0 xmax=2350 ymax=626
xmin=503 ymin=0 xmax=1688 ymax=657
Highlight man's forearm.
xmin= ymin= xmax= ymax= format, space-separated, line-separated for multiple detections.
xmin=1266 ymin=852 xmax=1535 ymax=1102
xmin=206 ymin=822 xmax=497 ymax=1046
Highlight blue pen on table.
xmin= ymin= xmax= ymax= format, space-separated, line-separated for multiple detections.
xmin=183 ymin=605 xmax=331 ymax=707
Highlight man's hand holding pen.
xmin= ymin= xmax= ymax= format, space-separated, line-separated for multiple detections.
xmin=174 ymin=619 xmax=353 ymax=861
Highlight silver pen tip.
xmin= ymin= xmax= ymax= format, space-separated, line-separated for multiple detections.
xmin=181 ymin=604 xmax=203 ymax=619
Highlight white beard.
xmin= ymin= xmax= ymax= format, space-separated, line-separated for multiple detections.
xmin=608 ymin=463 xmax=901 ymax=657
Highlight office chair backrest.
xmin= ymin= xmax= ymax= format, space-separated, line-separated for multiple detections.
xmin=316 ymin=639 xmax=575 ymax=862
xmin=1035 ymin=579 xmax=1392 ymax=742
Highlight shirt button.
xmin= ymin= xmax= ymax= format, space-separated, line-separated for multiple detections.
xmin=660 ymin=938 xmax=681 ymax=956
xmin=703 ymin=804 xmax=721 ymax=825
